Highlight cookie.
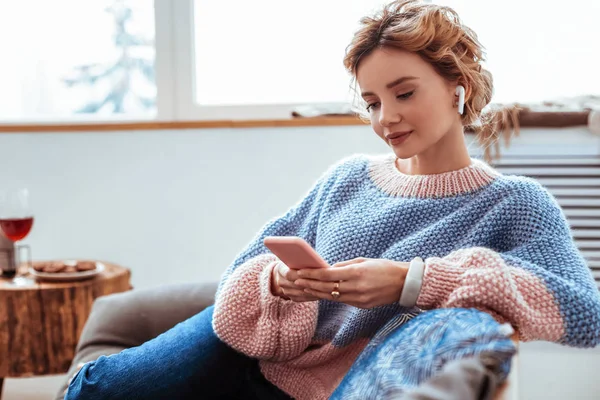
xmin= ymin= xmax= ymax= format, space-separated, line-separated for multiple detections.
xmin=33 ymin=263 xmax=48 ymax=272
xmin=44 ymin=262 xmax=67 ymax=273
xmin=76 ymin=261 xmax=96 ymax=271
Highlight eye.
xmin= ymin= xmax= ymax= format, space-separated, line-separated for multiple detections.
xmin=397 ymin=91 xmax=414 ymax=100
xmin=366 ymin=102 xmax=380 ymax=112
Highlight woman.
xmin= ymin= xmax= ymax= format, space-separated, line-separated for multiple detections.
xmin=65 ymin=1 xmax=600 ymax=399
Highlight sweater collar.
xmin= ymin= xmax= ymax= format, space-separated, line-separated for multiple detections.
xmin=368 ymin=154 xmax=501 ymax=198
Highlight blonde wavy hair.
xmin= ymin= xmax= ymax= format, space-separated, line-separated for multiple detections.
xmin=343 ymin=0 xmax=519 ymax=161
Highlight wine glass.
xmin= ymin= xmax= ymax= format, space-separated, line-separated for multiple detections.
xmin=0 ymin=188 xmax=35 ymax=286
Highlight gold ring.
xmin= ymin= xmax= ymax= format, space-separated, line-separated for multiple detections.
xmin=331 ymin=281 xmax=341 ymax=300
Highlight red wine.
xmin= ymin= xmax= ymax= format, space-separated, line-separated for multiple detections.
xmin=2 ymin=269 xmax=16 ymax=278
xmin=0 ymin=217 xmax=34 ymax=242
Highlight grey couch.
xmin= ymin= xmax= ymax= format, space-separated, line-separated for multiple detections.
xmin=57 ymin=282 xmax=507 ymax=400
xmin=55 ymin=282 xmax=218 ymax=400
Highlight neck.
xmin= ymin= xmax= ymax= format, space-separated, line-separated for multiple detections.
xmin=368 ymin=154 xmax=500 ymax=198
xmin=397 ymin=123 xmax=472 ymax=175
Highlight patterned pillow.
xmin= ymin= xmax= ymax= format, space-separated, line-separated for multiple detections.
xmin=331 ymin=308 xmax=517 ymax=400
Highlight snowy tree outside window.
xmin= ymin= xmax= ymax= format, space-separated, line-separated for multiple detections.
xmin=0 ymin=0 xmax=155 ymax=121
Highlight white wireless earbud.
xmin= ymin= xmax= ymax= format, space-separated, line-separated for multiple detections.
xmin=455 ymin=85 xmax=465 ymax=115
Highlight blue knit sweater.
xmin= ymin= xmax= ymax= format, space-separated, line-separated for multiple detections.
xmin=213 ymin=153 xmax=600 ymax=400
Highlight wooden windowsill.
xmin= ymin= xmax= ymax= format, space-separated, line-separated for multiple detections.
xmin=0 ymin=116 xmax=367 ymax=133
xmin=0 ymin=110 xmax=589 ymax=133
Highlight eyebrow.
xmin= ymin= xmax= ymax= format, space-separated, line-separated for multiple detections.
xmin=360 ymin=76 xmax=419 ymax=98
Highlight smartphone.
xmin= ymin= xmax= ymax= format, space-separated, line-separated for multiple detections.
xmin=263 ymin=236 xmax=329 ymax=269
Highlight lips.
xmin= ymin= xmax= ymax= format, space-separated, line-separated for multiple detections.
xmin=385 ymin=131 xmax=413 ymax=140
xmin=386 ymin=130 xmax=413 ymax=145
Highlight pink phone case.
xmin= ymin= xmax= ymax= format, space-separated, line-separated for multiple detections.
xmin=263 ymin=236 xmax=329 ymax=269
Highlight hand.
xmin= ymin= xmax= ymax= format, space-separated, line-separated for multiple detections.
xmin=270 ymin=261 xmax=320 ymax=302
xmin=294 ymin=257 xmax=409 ymax=308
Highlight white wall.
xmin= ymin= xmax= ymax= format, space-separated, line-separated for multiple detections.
xmin=1 ymin=125 xmax=599 ymax=399
xmin=0 ymin=125 xmax=389 ymax=288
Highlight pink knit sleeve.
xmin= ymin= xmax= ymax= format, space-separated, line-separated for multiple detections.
xmin=416 ymin=247 xmax=564 ymax=342
xmin=212 ymin=254 xmax=319 ymax=361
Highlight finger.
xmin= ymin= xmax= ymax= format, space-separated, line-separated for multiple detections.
xmin=283 ymin=288 xmax=311 ymax=297
xmin=303 ymin=288 xmax=335 ymax=301
xmin=278 ymin=289 xmax=290 ymax=300
xmin=294 ymin=278 xmax=355 ymax=294
xmin=279 ymin=279 xmax=317 ymax=302
xmin=281 ymin=287 xmax=319 ymax=301
xmin=304 ymin=289 xmax=367 ymax=305
xmin=331 ymin=257 xmax=368 ymax=268
xmin=296 ymin=264 xmax=363 ymax=282
xmin=279 ymin=278 xmax=304 ymax=291
xmin=283 ymin=290 xmax=320 ymax=302
xmin=277 ymin=262 xmax=300 ymax=282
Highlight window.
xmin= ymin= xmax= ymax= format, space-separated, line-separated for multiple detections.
xmin=192 ymin=0 xmax=389 ymax=107
xmin=174 ymin=0 xmax=600 ymax=120
xmin=1 ymin=0 xmax=598 ymax=123
xmin=436 ymin=0 xmax=600 ymax=103
xmin=170 ymin=0 xmax=391 ymax=120
xmin=0 ymin=0 xmax=156 ymax=122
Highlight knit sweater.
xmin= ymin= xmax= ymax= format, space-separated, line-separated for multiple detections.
xmin=212 ymin=153 xmax=600 ymax=400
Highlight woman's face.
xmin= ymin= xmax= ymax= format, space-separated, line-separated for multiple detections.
xmin=356 ymin=47 xmax=462 ymax=160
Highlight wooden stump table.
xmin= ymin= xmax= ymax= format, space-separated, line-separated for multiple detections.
xmin=0 ymin=261 xmax=131 ymax=397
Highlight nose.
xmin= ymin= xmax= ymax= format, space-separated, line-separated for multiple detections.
xmin=378 ymin=103 xmax=402 ymax=127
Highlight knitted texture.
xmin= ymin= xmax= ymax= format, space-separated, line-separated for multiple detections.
xmin=213 ymin=153 xmax=600 ymax=400
xmin=330 ymin=308 xmax=517 ymax=399
xmin=212 ymin=254 xmax=318 ymax=361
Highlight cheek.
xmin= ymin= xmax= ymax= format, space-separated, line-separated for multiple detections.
xmin=371 ymin=118 xmax=385 ymax=139
xmin=410 ymin=94 xmax=452 ymax=134
xmin=403 ymin=103 xmax=431 ymax=132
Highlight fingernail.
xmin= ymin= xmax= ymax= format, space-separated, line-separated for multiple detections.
xmin=297 ymin=270 xmax=304 ymax=276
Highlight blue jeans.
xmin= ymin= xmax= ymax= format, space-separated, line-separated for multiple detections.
xmin=65 ymin=306 xmax=291 ymax=400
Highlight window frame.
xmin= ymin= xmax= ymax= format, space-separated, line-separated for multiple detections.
xmin=160 ymin=0 xmax=351 ymax=122
xmin=1 ymin=0 xmax=596 ymax=129
xmin=0 ymin=0 xmax=342 ymax=126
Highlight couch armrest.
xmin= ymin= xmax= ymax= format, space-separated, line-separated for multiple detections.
xmin=55 ymin=282 xmax=219 ymax=400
